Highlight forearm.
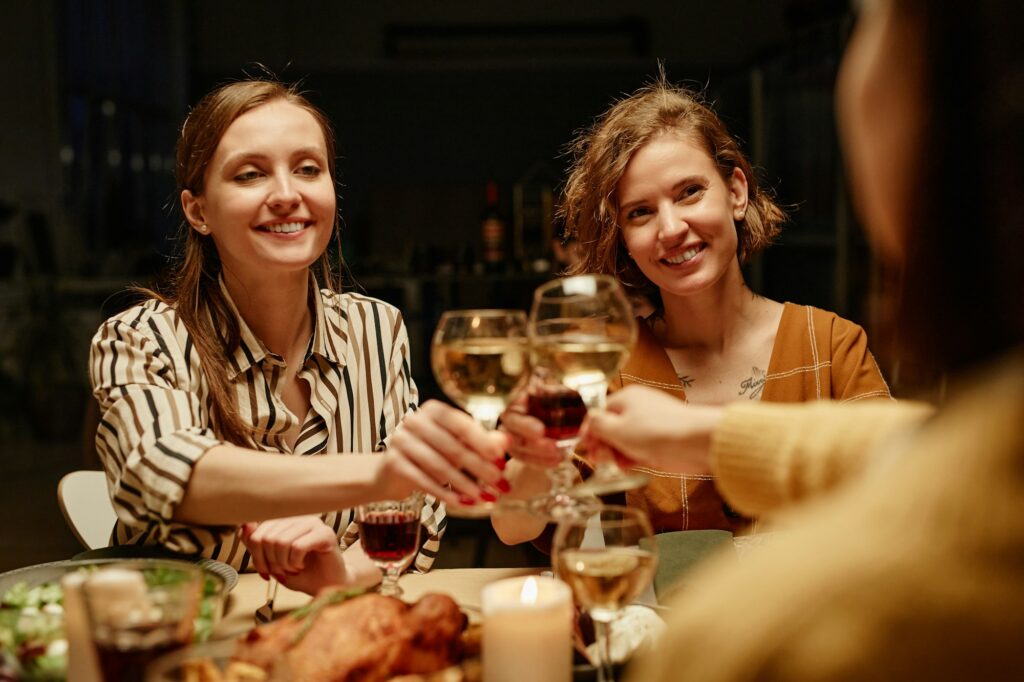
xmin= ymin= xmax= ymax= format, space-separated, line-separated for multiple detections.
xmin=175 ymin=445 xmax=393 ymax=525
xmin=711 ymin=399 xmax=934 ymax=516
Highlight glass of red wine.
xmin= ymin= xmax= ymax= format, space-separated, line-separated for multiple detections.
xmin=81 ymin=562 xmax=203 ymax=682
xmin=525 ymin=369 xmax=589 ymax=518
xmin=528 ymin=275 xmax=647 ymax=497
xmin=356 ymin=492 xmax=424 ymax=598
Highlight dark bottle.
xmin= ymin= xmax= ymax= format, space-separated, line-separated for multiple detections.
xmin=481 ymin=180 xmax=507 ymax=273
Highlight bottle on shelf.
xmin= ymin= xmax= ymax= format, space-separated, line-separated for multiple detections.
xmin=480 ymin=180 xmax=507 ymax=274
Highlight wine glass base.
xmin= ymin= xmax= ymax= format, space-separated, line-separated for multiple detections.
xmin=376 ymin=584 xmax=404 ymax=599
xmin=570 ymin=470 xmax=649 ymax=496
xmin=445 ymin=498 xmax=529 ymax=519
xmin=527 ymin=491 xmax=597 ymax=522
xmin=445 ymin=500 xmax=498 ymax=519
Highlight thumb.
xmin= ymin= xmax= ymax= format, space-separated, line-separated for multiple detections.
xmin=488 ymin=429 xmax=511 ymax=454
xmin=585 ymin=408 xmax=625 ymax=448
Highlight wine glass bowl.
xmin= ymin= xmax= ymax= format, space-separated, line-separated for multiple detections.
xmin=528 ymin=275 xmax=647 ymax=495
xmin=355 ymin=493 xmax=423 ymax=598
xmin=524 ymin=371 xmax=588 ymax=518
xmin=431 ymin=309 xmax=529 ymax=517
xmin=431 ymin=309 xmax=530 ymax=430
xmin=552 ymin=505 xmax=657 ymax=682
xmin=526 ymin=376 xmax=587 ymax=447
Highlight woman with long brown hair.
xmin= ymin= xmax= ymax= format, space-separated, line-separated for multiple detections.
xmin=89 ymin=80 xmax=507 ymax=595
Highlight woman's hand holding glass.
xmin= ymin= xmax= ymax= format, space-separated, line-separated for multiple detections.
xmin=529 ymin=274 xmax=647 ymax=496
xmin=430 ymin=309 xmax=529 ymax=516
xmin=379 ymin=399 xmax=510 ymax=508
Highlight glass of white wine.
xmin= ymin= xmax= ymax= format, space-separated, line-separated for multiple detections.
xmin=553 ymin=505 xmax=657 ymax=682
xmin=431 ymin=309 xmax=530 ymax=517
xmin=530 ymin=274 xmax=647 ymax=496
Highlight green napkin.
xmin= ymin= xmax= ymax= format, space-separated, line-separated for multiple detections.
xmin=639 ymin=530 xmax=736 ymax=603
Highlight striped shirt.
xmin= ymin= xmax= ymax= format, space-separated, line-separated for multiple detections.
xmin=88 ymin=279 xmax=446 ymax=572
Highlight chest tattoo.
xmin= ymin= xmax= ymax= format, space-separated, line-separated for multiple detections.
xmin=676 ymin=374 xmax=694 ymax=388
xmin=738 ymin=366 xmax=766 ymax=400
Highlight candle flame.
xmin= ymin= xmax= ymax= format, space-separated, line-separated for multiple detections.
xmin=520 ymin=576 xmax=538 ymax=605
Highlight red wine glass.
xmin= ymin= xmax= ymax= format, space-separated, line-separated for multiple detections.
xmin=356 ymin=492 xmax=423 ymax=597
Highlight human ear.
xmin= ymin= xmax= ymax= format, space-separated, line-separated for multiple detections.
xmin=181 ymin=190 xmax=208 ymax=234
xmin=729 ymin=168 xmax=749 ymax=220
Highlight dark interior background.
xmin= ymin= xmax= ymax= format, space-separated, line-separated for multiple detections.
xmin=0 ymin=0 xmax=873 ymax=570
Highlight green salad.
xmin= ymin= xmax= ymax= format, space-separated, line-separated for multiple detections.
xmin=0 ymin=566 xmax=223 ymax=682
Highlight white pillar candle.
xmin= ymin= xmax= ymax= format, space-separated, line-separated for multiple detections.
xmin=482 ymin=575 xmax=573 ymax=682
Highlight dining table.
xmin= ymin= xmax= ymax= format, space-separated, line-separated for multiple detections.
xmin=214 ymin=531 xmax=775 ymax=637
xmin=215 ymin=567 xmax=543 ymax=637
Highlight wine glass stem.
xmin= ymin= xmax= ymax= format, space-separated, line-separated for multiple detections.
xmin=380 ymin=564 xmax=402 ymax=597
xmin=547 ymin=446 xmax=577 ymax=494
xmin=592 ymin=617 xmax=615 ymax=682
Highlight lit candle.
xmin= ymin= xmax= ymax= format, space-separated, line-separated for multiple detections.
xmin=482 ymin=575 xmax=573 ymax=682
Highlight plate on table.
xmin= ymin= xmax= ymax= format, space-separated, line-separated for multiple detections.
xmin=0 ymin=556 xmax=237 ymax=681
xmin=73 ymin=545 xmax=239 ymax=592
xmin=0 ymin=548 xmax=235 ymax=593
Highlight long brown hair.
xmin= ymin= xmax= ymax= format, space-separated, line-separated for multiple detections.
xmin=147 ymin=80 xmax=342 ymax=445
xmin=560 ymin=75 xmax=786 ymax=305
xmin=886 ymin=0 xmax=1023 ymax=377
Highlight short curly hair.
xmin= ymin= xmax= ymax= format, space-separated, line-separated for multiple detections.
xmin=560 ymin=76 xmax=786 ymax=301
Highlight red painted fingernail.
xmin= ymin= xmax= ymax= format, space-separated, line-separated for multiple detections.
xmin=494 ymin=457 xmax=507 ymax=471
xmin=496 ymin=478 xmax=512 ymax=493
xmin=273 ymin=574 xmax=287 ymax=583
xmin=259 ymin=573 xmax=269 ymax=581
xmin=286 ymin=569 xmax=301 ymax=576
xmin=480 ymin=491 xmax=497 ymax=503
xmin=457 ymin=494 xmax=477 ymax=506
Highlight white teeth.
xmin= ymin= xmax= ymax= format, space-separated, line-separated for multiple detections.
xmin=265 ymin=221 xmax=305 ymax=234
xmin=665 ymin=246 xmax=701 ymax=264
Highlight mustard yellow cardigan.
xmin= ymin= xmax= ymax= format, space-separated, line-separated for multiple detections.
xmin=628 ymin=353 xmax=1024 ymax=681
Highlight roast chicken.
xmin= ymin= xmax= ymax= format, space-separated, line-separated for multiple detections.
xmin=232 ymin=591 xmax=468 ymax=682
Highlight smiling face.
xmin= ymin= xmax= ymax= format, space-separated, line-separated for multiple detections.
xmin=181 ymin=99 xmax=336 ymax=289
xmin=616 ymin=131 xmax=748 ymax=300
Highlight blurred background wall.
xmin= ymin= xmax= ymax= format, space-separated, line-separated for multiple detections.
xmin=0 ymin=0 xmax=869 ymax=569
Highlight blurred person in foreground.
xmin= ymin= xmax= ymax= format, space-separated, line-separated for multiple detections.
xmin=89 ymin=80 xmax=508 ymax=595
xmin=579 ymin=0 xmax=1024 ymax=678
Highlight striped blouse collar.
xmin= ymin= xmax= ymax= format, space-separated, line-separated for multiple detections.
xmin=218 ymin=273 xmax=342 ymax=379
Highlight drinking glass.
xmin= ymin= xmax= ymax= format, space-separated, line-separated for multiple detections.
xmin=356 ymin=492 xmax=424 ymax=598
xmin=81 ymin=562 xmax=202 ymax=682
xmin=524 ymin=369 xmax=589 ymax=518
xmin=552 ymin=505 xmax=657 ymax=682
xmin=529 ymin=274 xmax=647 ymax=495
xmin=431 ymin=309 xmax=530 ymax=516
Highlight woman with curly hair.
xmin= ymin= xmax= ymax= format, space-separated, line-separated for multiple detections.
xmin=496 ymin=78 xmax=889 ymax=543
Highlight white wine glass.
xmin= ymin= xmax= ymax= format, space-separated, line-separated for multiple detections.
xmin=553 ymin=505 xmax=657 ymax=682
xmin=355 ymin=492 xmax=423 ymax=598
xmin=529 ymin=274 xmax=647 ymax=496
xmin=431 ymin=309 xmax=530 ymax=516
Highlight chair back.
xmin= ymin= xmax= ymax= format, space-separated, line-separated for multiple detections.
xmin=57 ymin=470 xmax=115 ymax=550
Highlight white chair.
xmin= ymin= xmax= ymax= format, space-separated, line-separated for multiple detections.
xmin=57 ymin=470 xmax=116 ymax=550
